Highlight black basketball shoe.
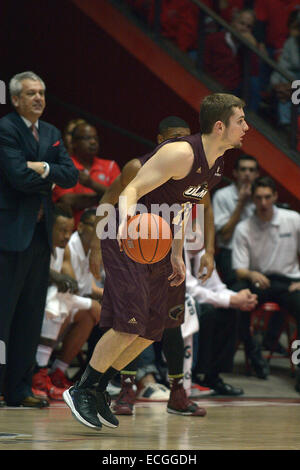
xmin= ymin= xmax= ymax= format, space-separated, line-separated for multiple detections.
xmin=63 ymin=385 xmax=102 ymax=430
xmin=95 ymin=390 xmax=119 ymax=428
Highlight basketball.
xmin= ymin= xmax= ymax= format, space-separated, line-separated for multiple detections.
xmin=122 ymin=213 xmax=173 ymax=264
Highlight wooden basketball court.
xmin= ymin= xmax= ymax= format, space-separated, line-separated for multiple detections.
xmin=1 ymin=398 xmax=300 ymax=450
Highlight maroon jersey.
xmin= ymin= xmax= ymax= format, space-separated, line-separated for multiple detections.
xmin=138 ymin=133 xmax=224 ymax=208
xmin=99 ymin=133 xmax=224 ymax=341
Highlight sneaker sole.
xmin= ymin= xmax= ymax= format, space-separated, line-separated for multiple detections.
xmin=136 ymin=397 xmax=169 ymax=402
xmin=167 ymin=407 xmax=207 ymax=417
xmin=63 ymin=390 xmax=102 ymax=430
xmin=96 ymin=411 xmax=119 ymax=428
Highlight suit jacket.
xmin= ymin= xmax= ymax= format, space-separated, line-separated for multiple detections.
xmin=0 ymin=111 xmax=79 ymax=251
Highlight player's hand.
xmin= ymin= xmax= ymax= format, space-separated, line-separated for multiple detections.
xmin=117 ymin=218 xmax=129 ymax=251
xmin=169 ymin=254 xmax=186 ymax=287
xmin=89 ymin=244 xmax=103 ymax=281
xmin=89 ymin=300 xmax=102 ymax=325
xmin=198 ymin=252 xmax=214 ymax=283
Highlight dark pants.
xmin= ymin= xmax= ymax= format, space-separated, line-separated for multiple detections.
xmin=0 ymin=221 xmax=51 ymax=403
xmin=193 ymin=303 xmax=238 ymax=376
xmin=232 ymin=275 xmax=300 ymax=362
xmin=215 ymin=248 xmax=237 ymax=289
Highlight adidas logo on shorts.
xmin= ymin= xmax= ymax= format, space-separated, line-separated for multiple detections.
xmin=128 ymin=317 xmax=138 ymax=324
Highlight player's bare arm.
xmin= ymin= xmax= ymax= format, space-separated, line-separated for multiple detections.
xmin=197 ymin=192 xmax=215 ymax=282
xmin=118 ymin=142 xmax=194 ymax=225
xmin=118 ymin=142 xmax=194 ymax=287
xmin=89 ymin=158 xmax=142 ymax=279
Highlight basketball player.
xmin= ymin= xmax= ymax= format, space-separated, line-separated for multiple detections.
xmin=63 ymin=93 xmax=249 ymax=430
xmin=85 ymin=116 xmax=212 ymax=416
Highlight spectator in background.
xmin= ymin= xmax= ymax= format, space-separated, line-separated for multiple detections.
xmin=32 ymin=207 xmax=102 ymax=400
xmin=232 ymin=176 xmax=300 ymax=390
xmin=144 ymin=0 xmax=214 ymax=53
xmin=213 ymin=154 xmax=259 ymax=287
xmin=63 ymin=118 xmax=87 ymax=155
xmin=0 ymin=71 xmax=78 ymax=408
xmin=216 ymin=0 xmax=252 ymax=23
xmin=53 ymin=122 xmax=120 ymax=228
xmin=254 ymin=0 xmax=300 ymax=97
xmin=254 ymin=0 xmax=299 ymax=60
xmin=203 ymin=9 xmax=261 ymax=110
xmin=270 ymin=10 xmax=300 ymax=129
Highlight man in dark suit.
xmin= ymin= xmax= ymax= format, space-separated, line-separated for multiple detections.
xmin=0 ymin=71 xmax=78 ymax=407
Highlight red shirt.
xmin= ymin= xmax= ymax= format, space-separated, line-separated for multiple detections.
xmin=53 ymin=155 xmax=120 ymax=226
xmin=147 ymin=0 xmax=213 ymax=52
xmin=204 ymin=31 xmax=243 ymax=90
xmin=217 ymin=0 xmax=244 ymax=23
xmin=255 ymin=0 xmax=300 ymax=53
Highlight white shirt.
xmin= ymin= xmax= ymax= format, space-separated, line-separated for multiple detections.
xmin=50 ymin=247 xmax=64 ymax=272
xmin=68 ymin=231 xmax=93 ymax=296
xmin=20 ymin=115 xmax=39 ymax=130
xmin=213 ymin=183 xmax=255 ymax=249
xmin=232 ymin=207 xmax=300 ymax=279
xmin=185 ymin=248 xmax=235 ymax=308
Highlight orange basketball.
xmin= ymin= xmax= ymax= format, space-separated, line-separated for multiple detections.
xmin=122 ymin=213 xmax=173 ymax=264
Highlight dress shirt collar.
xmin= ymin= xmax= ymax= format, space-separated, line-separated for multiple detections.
xmin=254 ymin=205 xmax=280 ymax=228
xmin=20 ymin=115 xmax=39 ymax=129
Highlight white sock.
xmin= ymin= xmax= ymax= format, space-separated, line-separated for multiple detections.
xmin=51 ymin=359 xmax=69 ymax=374
xmin=36 ymin=345 xmax=53 ymax=368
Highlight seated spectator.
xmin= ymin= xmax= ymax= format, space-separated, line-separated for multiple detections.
xmin=232 ymin=176 xmax=300 ymax=391
xmin=203 ymin=9 xmax=260 ymax=110
xmin=270 ymin=10 xmax=300 ymax=128
xmin=62 ymin=118 xmax=87 ymax=155
xmin=185 ymin=241 xmax=257 ymax=395
xmin=32 ymin=206 xmax=102 ymax=400
xmin=213 ymin=154 xmax=259 ymax=287
xmin=53 ymin=122 xmax=120 ymax=227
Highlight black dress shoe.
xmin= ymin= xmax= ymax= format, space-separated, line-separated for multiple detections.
xmin=248 ymin=349 xmax=270 ymax=379
xmin=7 ymin=396 xmax=49 ymax=408
xmin=209 ymin=378 xmax=244 ymax=396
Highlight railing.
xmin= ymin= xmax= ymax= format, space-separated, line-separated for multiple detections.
xmin=129 ymin=0 xmax=300 ymax=151
xmin=48 ymin=93 xmax=155 ymax=150
xmin=190 ymin=0 xmax=299 ymax=150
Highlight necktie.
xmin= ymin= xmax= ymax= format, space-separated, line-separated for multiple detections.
xmin=31 ymin=124 xmax=39 ymax=142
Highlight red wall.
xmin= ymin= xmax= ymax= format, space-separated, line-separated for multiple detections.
xmin=0 ymin=0 xmax=199 ymax=164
